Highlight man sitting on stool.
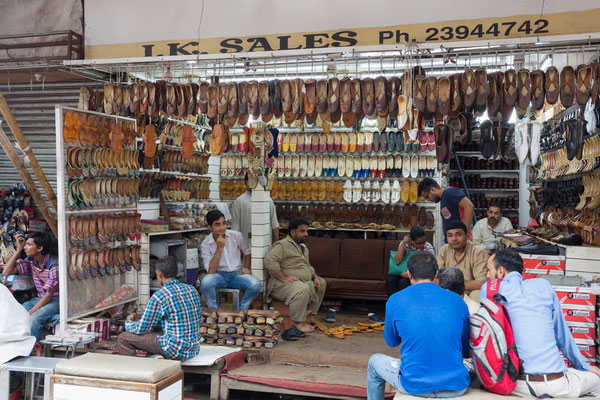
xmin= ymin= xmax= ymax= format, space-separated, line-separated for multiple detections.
xmin=264 ymin=218 xmax=326 ymax=333
xmin=200 ymin=210 xmax=261 ymax=310
xmin=472 ymin=203 xmax=513 ymax=252
xmin=118 ymin=256 xmax=201 ymax=360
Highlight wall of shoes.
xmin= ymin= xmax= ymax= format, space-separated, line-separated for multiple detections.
xmin=528 ymin=61 xmax=600 ymax=246
xmin=57 ymin=106 xmax=143 ymax=321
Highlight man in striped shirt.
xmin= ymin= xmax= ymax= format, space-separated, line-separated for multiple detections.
xmin=118 ymin=257 xmax=201 ymax=360
xmin=2 ymin=232 xmax=59 ymax=341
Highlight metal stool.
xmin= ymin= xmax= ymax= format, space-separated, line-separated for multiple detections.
xmin=216 ymin=288 xmax=240 ymax=311
xmin=0 ymin=356 xmax=64 ymax=400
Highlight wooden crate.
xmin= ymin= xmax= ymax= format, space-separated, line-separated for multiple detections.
xmin=50 ymin=371 xmax=183 ymax=400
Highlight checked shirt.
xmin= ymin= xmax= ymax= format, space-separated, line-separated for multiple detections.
xmin=125 ymin=279 xmax=201 ymax=360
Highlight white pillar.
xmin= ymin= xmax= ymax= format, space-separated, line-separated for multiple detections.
xmin=250 ymin=185 xmax=272 ymax=296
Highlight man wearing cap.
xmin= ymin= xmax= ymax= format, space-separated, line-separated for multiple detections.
xmin=437 ymin=221 xmax=488 ymax=301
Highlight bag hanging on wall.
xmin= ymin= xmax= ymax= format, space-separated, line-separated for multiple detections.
xmin=388 ymin=249 xmax=413 ymax=276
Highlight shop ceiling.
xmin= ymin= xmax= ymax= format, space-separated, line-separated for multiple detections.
xmin=63 ymin=39 xmax=600 ymax=84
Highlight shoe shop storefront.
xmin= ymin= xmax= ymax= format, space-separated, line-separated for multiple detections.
xmin=3 ymin=0 xmax=600 ymax=398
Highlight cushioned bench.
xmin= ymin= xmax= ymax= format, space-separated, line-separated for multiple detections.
xmin=306 ymin=237 xmax=401 ymax=300
xmin=50 ymin=353 xmax=183 ymax=400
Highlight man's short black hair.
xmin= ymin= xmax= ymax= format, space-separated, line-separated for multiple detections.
xmin=407 ymin=251 xmax=438 ymax=281
xmin=418 ymin=178 xmax=440 ymax=197
xmin=446 ymin=221 xmax=468 ymax=234
xmin=27 ymin=232 xmax=52 ymax=255
xmin=155 ymin=256 xmax=179 ymax=279
xmin=488 ymin=203 xmax=502 ymax=212
xmin=438 ymin=268 xmax=466 ymax=297
xmin=409 ymin=226 xmax=427 ymax=241
xmin=289 ymin=218 xmax=309 ymax=232
xmin=493 ymin=249 xmax=524 ymax=274
xmin=206 ymin=209 xmax=225 ymax=226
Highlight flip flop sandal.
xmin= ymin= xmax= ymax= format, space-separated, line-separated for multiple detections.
xmin=361 ymin=78 xmax=375 ymax=116
xmin=576 ymin=64 xmax=593 ymax=107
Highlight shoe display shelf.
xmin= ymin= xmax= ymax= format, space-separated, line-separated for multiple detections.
xmin=55 ymin=106 xmax=142 ymax=336
xmin=137 ymin=116 xmax=212 ymax=200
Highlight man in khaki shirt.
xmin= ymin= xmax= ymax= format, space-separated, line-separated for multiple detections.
xmin=264 ymin=218 xmax=326 ymax=333
xmin=437 ymin=221 xmax=488 ymax=301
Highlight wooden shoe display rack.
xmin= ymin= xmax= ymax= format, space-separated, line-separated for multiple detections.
xmin=529 ymin=95 xmax=600 ymax=247
xmin=220 ymin=125 xmax=439 ymax=237
xmin=55 ymin=105 xmax=141 ymax=331
xmin=137 ymin=116 xmax=212 ymax=201
xmin=450 ymin=140 xmax=520 ymax=227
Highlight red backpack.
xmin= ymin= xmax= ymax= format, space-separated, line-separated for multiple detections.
xmin=469 ymin=279 xmax=521 ymax=395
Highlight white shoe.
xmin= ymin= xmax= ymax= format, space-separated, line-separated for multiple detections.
xmin=381 ymin=179 xmax=391 ymax=204
xmin=315 ymin=155 xmax=323 ymax=177
xmin=338 ymin=156 xmax=346 ymax=178
xmin=529 ymin=122 xmax=542 ymax=165
xmin=284 ymin=155 xmax=292 ymax=177
xmin=515 ymin=122 xmax=529 ymax=166
xmin=391 ymin=180 xmax=401 ymax=203
xmin=292 ymin=155 xmax=300 ymax=177
xmin=372 ymin=181 xmax=381 ymax=203
xmin=402 ymin=155 xmax=410 ymax=178
xmin=352 ymin=181 xmax=362 ymax=203
xmin=343 ymin=180 xmax=353 ymax=203
xmin=410 ymin=155 xmax=418 ymax=178
xmin=307 ymin=155 xmax=315 ymax=178
xmin=362 ymin=180 xmax=371 ymax=202
xmin=299 ymin=155 xmax=307 ymax=177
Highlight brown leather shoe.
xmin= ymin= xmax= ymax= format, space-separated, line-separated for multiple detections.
xmin=401 ymin=203 xmax=410 ymax=226
xmin=374 ymin=76 xmax=388 ymax=115
xmin=474 ymin=68 xmax=488 ymax=108
xmin=279 ymin=79 xmax=292 ymax=112
xmin=259 ymin=81 xmax=271 ymax=116
xmin=449 ymin=73 xmax=462 ymax=114
xmin=227 ymin=82 xmax=239 ymax=118
xmin=247 ymin=81 xmax=260 ymax=118
xmin=560 ymin=65 xmax=576 ymax=108
xmin=413 ymin=75 xmax=427 ymax=111
xmin=198 ymin=81 xmax=209 ymax=115
xmin=418 ymin=207 xmax=426 ymax=226
xmin=426 ymin=77 xmax=437 ymax=113
xmin=461 ymin=68 xmax=476 ymax=108
xmin=316 ymin=79 xmax=328 ymax=114
xmin=328 ymin=77 xmax=340 ymax=114
xmin=351 ymin=78 xmax=362 ymax=113
xmin=387 ymin=77 xmax=400 ymax=118
xmin=545 ymin=66 xmax=559 ymax=105
xmin=516 ymin=69 xmax=531 ymax=110
xmin=503 ymin=69 xmax=518 ymax=107
xmin=304 ymin=79 xmax=317 ymax=114
xmin=409 ymin=204 xmax=419 ymax=225
xmin=238 ymin=81 xmax=248 ymax=116
xmin=576 ymin=64 xmax=593 ymax=106
xmin=361 ymin=78 xmax=375 ymax=116
xmin=437 ymin=77 xmax=450 ymax=115
xmin=530 ymin=70 xmax=545 ymax=111
xmin=340 ymin=76 xmax=352 ymax=113
xmin=487 ymin=73 xmax=500 ymax=118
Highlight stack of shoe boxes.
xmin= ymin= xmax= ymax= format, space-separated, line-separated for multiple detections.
xmin=556 ymin=286 xmax=596 ymax=366
xmin=521 ymin=254 xmax=565 ymax=280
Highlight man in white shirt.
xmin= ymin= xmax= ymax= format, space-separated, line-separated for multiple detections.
xmin=231 ymin=173 xmax=280 ymax=246
xmin=472 ymin=204 xmax=513 ymax=249
xmin=200 ymin=210 xmax=261 ymax=310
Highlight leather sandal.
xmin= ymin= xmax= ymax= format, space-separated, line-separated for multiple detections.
xmin=576 ymin=64 xmax=593 ymax=107
xmin=560 ymin=66 xmax=576 ymax=108
xmin=426 ymin=77 xmax=437 ymax=113
xmin=461 ymin=69 xmax=476 ymax=108
xmin=413 ymin=75 xmax=427 ymax=111
xmin=530 ymin=70 xmax=545 ymax=111
xmin=361 ymin=78 xmax=375 ymax=116
xmin=474 ymin=68 xmax=488 ymax=108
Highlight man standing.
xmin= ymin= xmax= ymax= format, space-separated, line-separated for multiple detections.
xmin=418 ymin=178 xmax=474 ymax=237
xmin=437 ymin=221 xmax=488 ymax=301
xmin=472 ymin=204 xmax=513 ymax=248
xmin=118 ymin=257 xmax=201 ymax=360
xmin=264 ymin=218 xmax=327 ymax=333
xmin=231 ymin=173 xmax=280 ymax=246
xmin=200 ymin=210 xmax=261 ymax=310
xmin=367 ymin=251 xmax=470 ymax=399
xmin=2 ymin=233 xmax=58 ymax=341
xmin=483 ymin=249 xmax=600 ymax=397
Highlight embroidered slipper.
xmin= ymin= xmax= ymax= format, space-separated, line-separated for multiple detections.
xmin=545 ymin=66 xmax=559 ymax=105
xmin=351 ymin=78 xmax=362 ymax=114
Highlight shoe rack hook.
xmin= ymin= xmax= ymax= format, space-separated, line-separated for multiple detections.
xmin=355 ymin=57 xmax=358 ymax=79
xmin=367 ymin=56 xmax=371 ymax=78
xmin=380 ymin=55 xmax=384 ymax=76
xmin=430 ymin=52 xmax=433 ymax=75
xmin=295 ymin=56 xmax=299 ymax=77
xmin=566 ymin=47 xmax=569 ymax=66
xmin=496 ymin=51 xmax=499 ymax=72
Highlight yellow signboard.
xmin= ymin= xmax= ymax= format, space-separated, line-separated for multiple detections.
xmin=85 ymin=9 xmax=600 ymax=59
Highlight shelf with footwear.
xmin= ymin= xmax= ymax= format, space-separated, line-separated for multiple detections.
xmin=465 ymin=188 xmax=519 ymax=192
xmin=57 ymin=105 xmax=144 ymax=326
xmin=449 ymin=170 xmax=519 ymax=174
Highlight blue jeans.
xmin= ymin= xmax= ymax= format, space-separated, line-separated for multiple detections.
xmin=367 ymin=354 xmax=469 ymax=400
xmin=201 ymin=271 xmax=261 ymax=310
xmin=22 ymin=297 xmax=60 ymax=341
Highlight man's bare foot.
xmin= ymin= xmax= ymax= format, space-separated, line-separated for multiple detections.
xmin=293 ymin=322 xmax=315 ymax=333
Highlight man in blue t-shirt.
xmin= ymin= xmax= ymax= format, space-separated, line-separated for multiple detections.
xmin=367 ymin=251 xmax=470 ymax=399
xmin=418 ymin=178 xmax=474 ymax=238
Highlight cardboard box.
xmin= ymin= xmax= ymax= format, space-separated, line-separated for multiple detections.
xmin=562 ymin=305 xmax=595 ymax=324
xmin=521 ymin=254 xmax=566 ymax=272
xmin=567 ymin=322 xmax=596 ymax=341
xmin=554 ymin=286 xmax=596 ymax=308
